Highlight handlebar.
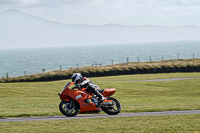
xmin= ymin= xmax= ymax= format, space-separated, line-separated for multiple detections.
xmin=71 ymin=86 xmax=77 ymax=90
xmin=72 ymin=85 xmax=80 ymax=90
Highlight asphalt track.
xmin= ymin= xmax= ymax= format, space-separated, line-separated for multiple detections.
xmin=1 ymin=110 xmax=200 ymax=122
xmin=134 ymin=77 xmax=200 ymax=82
xmin=1 ymin=77 xmax=200 ymax=122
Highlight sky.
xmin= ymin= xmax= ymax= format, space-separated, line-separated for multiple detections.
xmin=0 ymin=0 xmax=200 ymax=26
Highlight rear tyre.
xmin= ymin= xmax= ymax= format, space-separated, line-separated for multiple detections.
xmin=102 ymin=97 xmax=121 ymax=115
xmin=59 ymin=100 xmax=79 ymax=117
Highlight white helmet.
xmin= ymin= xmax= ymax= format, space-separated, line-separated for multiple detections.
xmin=71 ymin=73 xmax=82 ymax=85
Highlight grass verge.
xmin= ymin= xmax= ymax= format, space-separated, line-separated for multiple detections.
xmin=1 ymin=114 xmax=200 ymax=133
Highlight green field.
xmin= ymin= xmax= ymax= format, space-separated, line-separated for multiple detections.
xmin=1 ymin=72 xmax=200 ymax=132
xmin=0 ymin=72 xmax=200 ymax=117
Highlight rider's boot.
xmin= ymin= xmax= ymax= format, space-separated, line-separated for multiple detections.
xmin=96 ymin=91 xmax=105 ymax=104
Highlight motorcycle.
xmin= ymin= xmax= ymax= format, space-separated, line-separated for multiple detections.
xmin=58 ymin=82 xmax=121 ymax=117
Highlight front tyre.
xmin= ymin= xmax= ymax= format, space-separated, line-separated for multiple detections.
xmin=102 ymin=97 xmax=121 ymax=115
xmin=59 ymin=100 xmax=79 ymax=117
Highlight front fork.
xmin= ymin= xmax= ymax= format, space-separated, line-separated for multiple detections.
xmin=69 ymin=98 xmax=73 ymax=108
xmin=64 ymin=98 xmax=75 ymax=112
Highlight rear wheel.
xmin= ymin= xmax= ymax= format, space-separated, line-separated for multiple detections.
xmin=102 ymin=97 xmax=121 ymax=115
xmin=59 ymin=100 xmax=79 ymax=117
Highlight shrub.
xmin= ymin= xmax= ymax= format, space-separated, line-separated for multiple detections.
xmin=96 ymin=69 xmax=104 ymax=76
xmin=181 ymin=64 xmax=187 ymax=67
xmin=136 ymin=66 xmax=143 ymax=69
xmin=88 ymin=69 xmax=97 ymax=77
xmin=136 ymin=66 xmax=144 ymax=74
xmin=109 ymin=68 xmax=117 ymax=75
xmin=129 ymin=67 xmax=136 ymax=70
xmin=155 ymin=65 xmax=162 ymax=69
xmin=116 ymin=68 xmax=124 ymax=75
xmin=81 ymin=70 xmax=89 ymax=75
xmin=123 ymin=68 xmax=131 ymax=74
xmin=88 ymin=69 xmax=96 ymax=73
xmin=27 ymin=76 xmax=35 ymax=81
xmin=103 ymin=69 xmax=110 ymax=76
xmin=128 ymin=67 xmax=137 ymax=74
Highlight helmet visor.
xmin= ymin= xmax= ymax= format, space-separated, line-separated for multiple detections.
xmin=75 ymin=79 xmax=80 ymax=85
xmin=72 ymin=77 xmax=76 ymax=82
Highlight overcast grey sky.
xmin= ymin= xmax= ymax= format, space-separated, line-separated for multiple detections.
xmin=0 ymin=0 xmax=200 ymax=26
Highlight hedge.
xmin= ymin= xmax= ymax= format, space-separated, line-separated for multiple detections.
xmin=1 ymin=64 xmax=200 ymax=83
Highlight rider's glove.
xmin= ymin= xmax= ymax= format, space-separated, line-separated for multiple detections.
xmin=76 ymin=84 xmax=81 ymax=88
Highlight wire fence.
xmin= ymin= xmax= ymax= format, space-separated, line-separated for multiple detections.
xmin=2 ymin=53 xmax=199 ymax=78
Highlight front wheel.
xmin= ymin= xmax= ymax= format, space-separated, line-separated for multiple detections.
xmin=59 ymin=100 xmax=79 ymax=117
xmin=102 ymin=97 xmax=121 ymax=115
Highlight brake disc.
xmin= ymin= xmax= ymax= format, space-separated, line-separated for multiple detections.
xmin=64 ymin=103 xmax=75 ymax=112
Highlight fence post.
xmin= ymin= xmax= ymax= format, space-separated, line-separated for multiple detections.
xmin=112 ymin=60 xmax=114 ymax=65
xmin=24 ymin=71 xmax=26 ymax=76
xmin=127 ymin=57 xmax=129 ymax=63
xmin=178 ymin=54 xmax=180 ymax=60
xmin=42 ymin=68 xmax=45 ymax=73
xmin=162 ymin=55 xmax=164 ymax=61
xmin=76 ymin=64 xmax=78 ymax=69
xmin=6 ymin=73 xmax=8 ymax=78
xmin=60 ymin=65 xmax=62 ymax=71
xmin=137 ymin=57 xmax=139 ymax=63
xmin=149 ymin=56 xmax=152 ymax=62
xmin=193 ymin=53 xmax=195 ymax=63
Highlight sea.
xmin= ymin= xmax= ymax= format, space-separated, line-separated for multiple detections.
xmin=1 ymin=40 xmax=200 ymax=78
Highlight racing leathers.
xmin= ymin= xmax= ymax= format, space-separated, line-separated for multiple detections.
xmin=78 ymin=77 xmax=105 ymax=102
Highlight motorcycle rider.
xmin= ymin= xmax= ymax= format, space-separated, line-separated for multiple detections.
xmin=71 ymin=73 xmax=105 ymax=103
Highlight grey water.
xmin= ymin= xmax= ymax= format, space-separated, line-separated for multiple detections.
xmin=0 ymin=40 xmax=200 ymax=78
